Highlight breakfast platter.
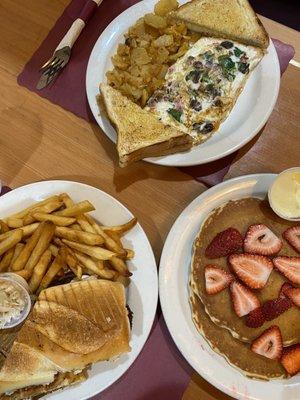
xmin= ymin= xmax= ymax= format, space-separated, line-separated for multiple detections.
xmin=86 ymin=0 xmax=280 ymax=167
xmin=0 ymin=181 xmax=158 ymax=399
xmin=159 ymin=173 xmax=300 ymax=400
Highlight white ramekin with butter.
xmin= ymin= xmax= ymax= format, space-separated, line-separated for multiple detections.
xmin=268 ymin=167 xmax=300 ymax=221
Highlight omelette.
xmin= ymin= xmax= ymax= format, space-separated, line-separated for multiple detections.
xmin=146 ymin=37 xmax=264 ymax=144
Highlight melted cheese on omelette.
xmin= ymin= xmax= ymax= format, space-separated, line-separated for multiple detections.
xmin=145 ymin=37 xmax=264 ymax=144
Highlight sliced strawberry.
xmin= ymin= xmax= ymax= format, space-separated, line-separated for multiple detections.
xmin=245 ymin=307 xmax=265 ymax=328
xmin=229 ymin=253 xmax=273 ymax=289
xmin=273 ymin=256 xmax=300 ymax=285
xmin=283 ymin=226 xmax=300 ymax=254
xmin=261 ymin=297 xmax=293 ymax=321
xmin=230 ymin=281 xmax=260 ymax=317
xmin=279 ymin=282 xmax=295 ymax=299
xmin=285 ymin=287 xmax=300 ymax=307
xmin=205 ymin=228 xmax=243 ymax=259
xmin=251 ymin=326 xmax=283 ymax=360
xmin=281 ymin=344 xmax=300 ymax=375
xmin=204 ymin=265 xmax=234 ymax=295
xmin=244 ymin=224 xmax=282 ymax=256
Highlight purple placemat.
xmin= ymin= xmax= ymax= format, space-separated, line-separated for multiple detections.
xmin=0 ymin=185 xmax=192 ymax=399
xmin=17 ymin=0 xmax=295 ymax=187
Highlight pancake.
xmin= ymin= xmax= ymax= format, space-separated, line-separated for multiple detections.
xmin=191 ymin=198 xmax=300 ymax=345
xmin=190 ymin=291 xmax=286 ymax=379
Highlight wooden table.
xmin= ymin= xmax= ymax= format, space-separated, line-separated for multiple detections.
xmin=0 ymin=1 xmax=299 ymax=399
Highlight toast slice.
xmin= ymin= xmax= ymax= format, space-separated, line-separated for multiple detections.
xmin=100 ymin=84 xmax=193 ymax=167
xmin=169 ymin=0 xmax=269 ymax=49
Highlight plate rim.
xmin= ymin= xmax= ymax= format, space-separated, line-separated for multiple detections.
xmin=157 ymin=173 xmax=300 ymax=400
xmin=0 ymin=180 xmax=158 ymax=399
xmin=86 ymin=0 xmax=281 ymax=167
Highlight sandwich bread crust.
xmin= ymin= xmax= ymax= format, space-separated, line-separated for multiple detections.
xmin=169 ymin=0 xmax=269 ymax=49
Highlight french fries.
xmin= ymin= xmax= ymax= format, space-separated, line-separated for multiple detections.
xmin=24 ymin=222 xmax=55 ymax=273
xmin=0 ymin=248 xmax=14 ymax=272
xmin=0 ymin=220 xmax=9 ymax=234
xmin=0 ymin=223 xmax=39 ymax=243
xmin=29 ymin=249 xmax=52 ymax=293
xmin=61 ymin=246 xmax=82 ymax=279
xmin=61 ymin=239 xmax=115 ymax=260
xmin=0 ymin=229 xmax=23 ymax=257
xmin=74 ymin=251 xmax=115 ymax=280
xmin=101 ymin=217 xmax=137 ymax=235
xmin=6 ymin=218 xmax=24 ymax=229
xmin=23 ymin=199 xmax=64 ymax=225
xmin=55 ymin=227 xmax=104 ymax=246
xmin=54 ymin=201 xmax=95 ymax=218
xmin=85 ymin=215 xmax=126 ymax=257
xmin=76 ymin=215 xmax=95 ymax=233
xmin=49 ymin=244 xmax=59 ymax=257
xmin=9 ymin=243 xmax=25 ymax=269
xmin=31 ymin=212 xmax=75 ymax=227
xmin=14 ymin=269 xmax=33 ymax=281
xmin=0 ymin=193 xmax=136 ymax=294
xmin=37 ymin=250 xmax=64 ymax=294
xmin=11 ymin=223 xmax=44 ymax=271
xmin=3 ymin=196 xmax=60 ymax=221
xmin=109 ymin=256 xmax=131 ymax=277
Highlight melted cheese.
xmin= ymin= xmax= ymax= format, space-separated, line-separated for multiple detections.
xmin=146 ymin=37 xmax=263 ymax=144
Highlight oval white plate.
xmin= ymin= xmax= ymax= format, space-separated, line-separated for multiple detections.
xmin=86 ymin=0 xmax=280 ymax=167
xmin=0 ymin=181 xmax=158 ymax=400
xmin=159 ymin=174 xmax=300 ymax=400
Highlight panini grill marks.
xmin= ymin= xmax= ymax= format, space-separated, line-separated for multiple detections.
xmin=36 ymin=280 xmax=125 ymax=348
xmin=83 ymin=280 xmax=116 ymax=332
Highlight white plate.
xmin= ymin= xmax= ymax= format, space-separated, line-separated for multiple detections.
xmin=0 ymin=181 xmax=158 ymax=400
xmin=86 ymin=0 xmax=280 ymax=167
xmin=159 ymin=174 xmax=300 ymax=400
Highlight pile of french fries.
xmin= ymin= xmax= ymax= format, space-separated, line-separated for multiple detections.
xmin=0 ymin=193 xmax=137 ymax=295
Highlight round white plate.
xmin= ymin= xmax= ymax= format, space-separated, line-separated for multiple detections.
xmin=159 ymin=174 xmax=300 ymax=400
xmin=0 ymin=181 xmax=158 ymax=400
xmin=86 ymin=0 xmax=280 ymax=167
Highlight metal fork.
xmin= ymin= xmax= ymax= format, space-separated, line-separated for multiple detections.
xmin=37 ymin=0 xmax=103 ymax=90
xmin=37 ymin=47 xmax=71 ymax=89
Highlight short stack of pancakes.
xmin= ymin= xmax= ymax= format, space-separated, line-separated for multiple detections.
xmin=190 ymin=198 xmax=300 ymax=379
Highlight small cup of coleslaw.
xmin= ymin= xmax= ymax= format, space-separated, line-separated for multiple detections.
xmin=0 ymin=273 xmax=31 ymax=329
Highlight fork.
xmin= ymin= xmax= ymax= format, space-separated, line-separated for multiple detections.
xmin=37 ymin=0 xmax=103 ymax=90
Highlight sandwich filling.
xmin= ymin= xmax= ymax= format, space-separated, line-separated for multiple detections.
xmin=146 ymin=37 xmax=263 ymax=144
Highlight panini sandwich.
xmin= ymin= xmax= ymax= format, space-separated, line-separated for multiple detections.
xmin=0 ymin=279 xmax=131 ymax=399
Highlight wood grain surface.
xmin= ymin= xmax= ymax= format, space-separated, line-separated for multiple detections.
xmin=0 ymin=1 xmax=299 ymax=399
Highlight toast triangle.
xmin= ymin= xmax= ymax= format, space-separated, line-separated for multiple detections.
xmin=170 ymin=0 xmax=269 ymax=49
xmin=100 ymin=84 xmax=192 ymax=167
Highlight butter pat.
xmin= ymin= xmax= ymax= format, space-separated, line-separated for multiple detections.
xmin=269 ymin=168 xmax=300 ymax=220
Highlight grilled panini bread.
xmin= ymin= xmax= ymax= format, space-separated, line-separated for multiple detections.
xmin=0 ymin=279 xmax=131 ymax=398
xmin=169 ymin=0 xmax=269 ymax=49
xmin=0 ymin=370 xmax=88 ymax=400
xmin=100 ymin=83 xmax=192 ymax=167
xmin=146 ymin=37 xmax=264 ymax=145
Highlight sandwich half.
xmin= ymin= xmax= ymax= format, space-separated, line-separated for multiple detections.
xmin=100 ymin=83 xmax=192 ymax=167
xmin=0 ymin=279 xmax=131 ymax=399
xmin=169 ymin=0 xmax=269 ymax=49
